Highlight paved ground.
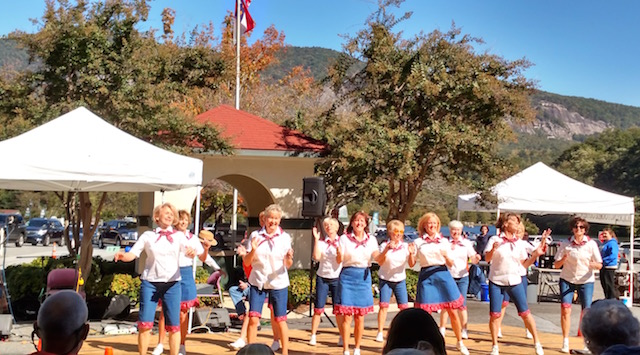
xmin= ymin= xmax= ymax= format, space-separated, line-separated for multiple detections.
xmin=4 ymin=289 xmax=640 ymax=355
xmin=3 ymin=271 xmax=639 ymax=355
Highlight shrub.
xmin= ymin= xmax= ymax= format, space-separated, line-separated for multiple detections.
xmin=108 ymin=274 xmax=141 ymax=305
xmin=288 ymin=269 xmax=312 ymax=309
xmin=406 ymin=269 xmax=418 ymax=301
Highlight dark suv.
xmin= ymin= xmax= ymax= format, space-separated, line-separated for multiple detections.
xmin=25 ymin=218 xmax=65 ymax=246
xmin=98 ymin=220 xmax=138 ymax=248
xmin=0 ymin=213 xmax=27 ymax=247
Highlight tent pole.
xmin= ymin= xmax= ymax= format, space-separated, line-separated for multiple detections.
xmin=630 ymin=214 xmax=635 ymax=306
xmin=188 ymin=186 xmax=202 ymax=334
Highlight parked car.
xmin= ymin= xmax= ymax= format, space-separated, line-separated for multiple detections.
xmin=0 ymin=213 xmax=27 ymax=247
xmin=98 ymin=220 xmax=138 ymax=248
xmin=25 ymin=218 xmax=65 ymax=246
xmin=619 ymin=242 xmax=640 ymax=263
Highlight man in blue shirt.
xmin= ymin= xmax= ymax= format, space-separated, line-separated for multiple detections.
xmin=599 ymin=228 xmax=620 ymax=299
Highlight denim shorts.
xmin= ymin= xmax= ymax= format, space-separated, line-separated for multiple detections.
xmin=379 ymin=279 xmax=409 ymax=309
xmin=454 ymin=276 xmax=470 ymax=308
xmin=139 ymin=280 xmax=181 ymax=332
xmin=559 ymin=279 xmax=594 ymax=309
xmin=314 ymin=275 xmax=340 ymax=314
xmin=248 ymin=285 xmax=288 ymax=321
xmin=488 ymin=281 xmax=529 ymax=318
xmin=503 ymin=275 xmax=527 ymax=304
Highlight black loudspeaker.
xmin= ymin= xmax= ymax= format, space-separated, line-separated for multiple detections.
xmin=302 ymin=177 xmax=327 ymax=217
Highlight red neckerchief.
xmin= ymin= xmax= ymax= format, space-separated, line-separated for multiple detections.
xmin=324 ymin=237 xmax=339 ymax=250
xmin=571 ymin=236 xmax=589 ymax=246
xmin=450 ymin=238 xmax=465 ymax=249
xmin=347 ymin=233 xmax=370 ymax=248
xmin=156 ymin=228 xmax=174 ymax=243
xmin=258 ymin=226 xmax=283 ymax=249
xmin=185 ymin=231 xmax=194 ymax=240
xmin=500 ymin=232 xmax=518 ymax=249
xmin=386 ymin=240 xmax=403 ymax=252
xmin=422 ymin=233 xmax=441 ymax=244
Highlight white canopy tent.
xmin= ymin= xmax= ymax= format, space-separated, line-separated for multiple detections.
xmin=0 ymin=107 xmax=205 ymax=323
xmin=0 ymin=106 xmax=202 ymax=192
xmin=458 ymin=162 xmax=636 ymax=302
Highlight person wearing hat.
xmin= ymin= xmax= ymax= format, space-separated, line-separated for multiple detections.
xmin=31 ymin=290 xmax=89 ymax=355
xmin=152 ymin=210 xmax=221 ymax=355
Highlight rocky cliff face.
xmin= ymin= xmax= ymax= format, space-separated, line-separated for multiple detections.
xmin=514 ymin=101 xmax=610 ymax=140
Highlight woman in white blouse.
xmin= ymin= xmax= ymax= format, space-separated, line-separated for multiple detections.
xmin=439 ymin=220 xmax=480 ymax=340
xmin=309 ymin=217 xmax=344 ymax=346
xmin=553 ymin=217 xmax=602 ymax=353
xmin=374 ymin=219 xmax=416 ymax=343
xmin=335 ymin=211 xmax=380 ymax=355
xmin=413 ymin=212 xmax=469 ymax=355
xmin=484 ymin=213 xmax=544 ymax=355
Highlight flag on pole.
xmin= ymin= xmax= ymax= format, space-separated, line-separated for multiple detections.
xmin=235 ymin=0 xmax=255 ymax=34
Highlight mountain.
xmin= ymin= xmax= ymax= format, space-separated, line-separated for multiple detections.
xmin=3 ymin=39 xmax=640 ymax=143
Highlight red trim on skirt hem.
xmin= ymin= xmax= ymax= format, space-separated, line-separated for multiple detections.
xmin=181 ymin=299 xmax=199 ymax=311
xmin=249 ymin=311 xmax=262 ymax=318
xmin=379 ymin=302 xmax=389 ymax=309
xmin=490 ymin=312 xmax=502 ymax=319
xmin=561 ymin=303 xmax=572 ymax=308
xmin=414 ymin=295 xmax=465 ymax=312
xmin=138 ymin=321 xmax=153 ymax=330
xmin=334 ymin=305 xmax=374 ymax=316
xmin=502 ymin=301 xmax=509 ymax=307
xmin=274 ymin=315 xmax=287 ymax=322
xmin=398 ymin=303 xmax=409 ymax=310
xmin=313 ymin=308 xmax=324 ymax=315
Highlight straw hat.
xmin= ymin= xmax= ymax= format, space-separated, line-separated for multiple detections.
xmin=198 ymin=230 xmax=217 ymax=246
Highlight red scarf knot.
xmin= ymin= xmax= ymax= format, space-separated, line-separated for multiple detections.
xmin=347 ymin=233 xmax=369 ymax=248
xmin=156 ymin=229 xmax=174 ymax=243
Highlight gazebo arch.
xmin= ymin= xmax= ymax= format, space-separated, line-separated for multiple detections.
xmin=143 ymin=105 xmax=328 ymax=268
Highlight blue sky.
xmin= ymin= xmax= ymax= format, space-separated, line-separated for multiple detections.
xmin=2 ymin=0 xmax=639 ymax=107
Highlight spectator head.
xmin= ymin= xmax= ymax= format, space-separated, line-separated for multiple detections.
xmin=581 ymin=299 xmax=640 ymax=355
xmin=383 ymin=308 xmax=446 ymax=355
xmin=33 ymin=290 xmax=89 ymax=355
xmin=236 ymin=343 xmax=275 ymax=355
xmin=480 ymin=224 xmax=489 ymax=235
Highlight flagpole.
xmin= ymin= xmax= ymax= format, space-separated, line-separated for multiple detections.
xmin=232 ymin=0 xmax=241 ymax=257
xmin=235 ymin=0 xmax=241 ymax=110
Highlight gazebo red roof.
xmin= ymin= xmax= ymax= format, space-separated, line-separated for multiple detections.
xmin=195 ymin=105 xmax=327 ymax=153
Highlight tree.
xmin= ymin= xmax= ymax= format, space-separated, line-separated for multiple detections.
xmin=317 ymin=0 xmax=536 ymax=221
xmin=0 ymin=0 xmax=236 ymax=277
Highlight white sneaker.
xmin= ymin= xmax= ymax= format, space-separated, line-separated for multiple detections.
xmin=535 ymin=342 xmax=544 ymax=355
xmin=461 ymin=328 xmax=468 ymax=339
xmin=152 ymin=344 xmax=164 ymax=355
xmin=490 ymin=345 xmax=499 ymax=355
xmin=353 ymin=349 xmax=361 ymax=355
xmin=439 ymin=327 xmax=446 ymax=337
xmin=309 ymin=334 xmax=317 ymax=346
xmin=178 ymin=344 xmax=186 ymax=355
xmin=343 ymin=351 xmax=350 ymax=355
xmin=271 ymin=340 xmax=281 ymax=352
xmin=526 ymin=329 xmax=533 ymax=339
xmin=375 ymin=332 xmax=384 ymax=342
xmin=458 ymin=341 xmax=470 ymax=355
xmin=561 ymin=338 xmax=569 ymax=353
xmin=337 ymin=336 xmax=343 ymax=347
xmin=228 ymin=338 xmax=246 ymax=350
xmin=497 ymin=328 xmax=503 ymax=338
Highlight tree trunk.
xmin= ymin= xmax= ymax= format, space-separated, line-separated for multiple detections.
xmin=78 ymin=192 xmax=107 ymax=286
